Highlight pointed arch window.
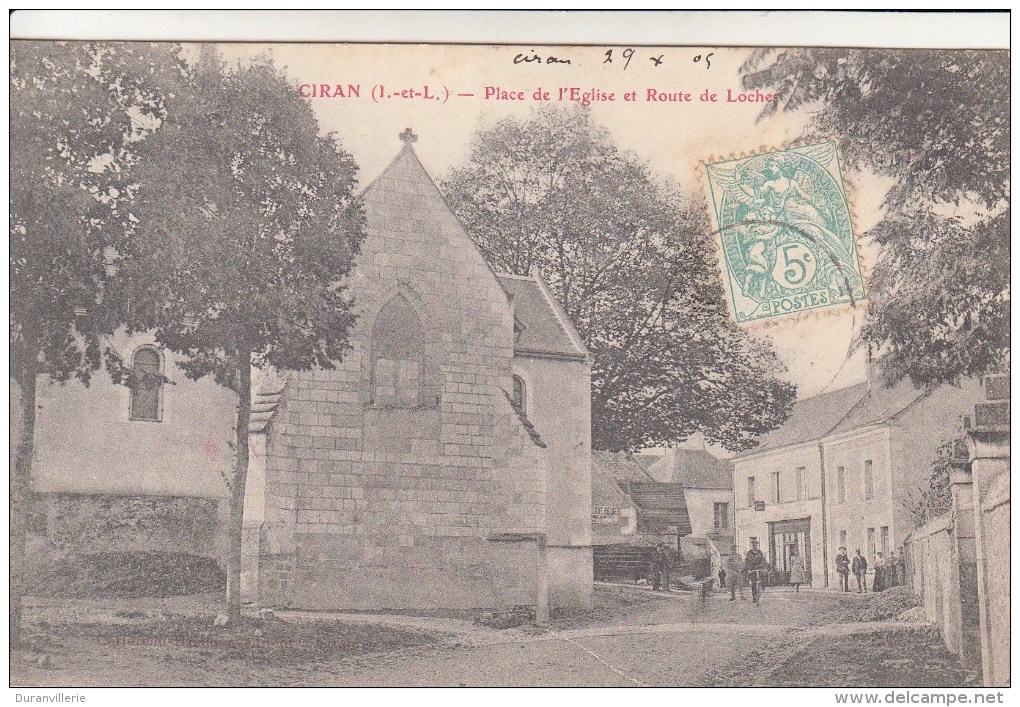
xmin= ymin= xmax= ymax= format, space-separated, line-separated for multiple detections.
xmin=130 ymin=346 xmax=163 ymax=422
xmin=372 ymin=295 xmax=425 ymax=407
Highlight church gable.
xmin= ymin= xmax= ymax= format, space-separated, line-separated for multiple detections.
xmin=244 ymin=133 xmax=581 ymax=611
xmin=358 ymin=130 xmax=511 ymax=332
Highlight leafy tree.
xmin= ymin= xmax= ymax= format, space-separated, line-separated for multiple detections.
xmin=741 ymin=49 xmax=1009 ymax=387
xmin=443 ymin=107 xmax=795 ymax=451
xmin=122 ymin=50 xmax=365 ymax=623
xmin=906 ymin=439 xmax=956 ymax=528
xmin=9 ymin=41 xmax=175 ymax=638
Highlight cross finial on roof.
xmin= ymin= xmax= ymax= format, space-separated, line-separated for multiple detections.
xmin=399 ymin=127 xmax=418 ymax=145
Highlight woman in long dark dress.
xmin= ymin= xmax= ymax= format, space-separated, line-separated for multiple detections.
xmin=872 ymin=552 xmax=887 ymax=592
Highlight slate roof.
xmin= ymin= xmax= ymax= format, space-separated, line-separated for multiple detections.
xmin=591 ymin=459 xmax=632 ymax=508
xmin=497 ymin=273 xmax=588 ymax=360
xmin=592 ymin=451 xmax=656 ymax=484
xmin=827 ymin=378 xmax=928 ymax=436
xmin=648 ymin=449 xmax=734 ymax=489
xmin=733 ymin=375 xmax=943 ymax=459
xmin=632 ymin=452 xmax=665 ymax=471
xmin=625 ymin=482 xmax=694 ymax=536
xmin=591 ymin=454 xmax=693 ymax=537
xmin=734 ymin=382 xmax=870 ymax=458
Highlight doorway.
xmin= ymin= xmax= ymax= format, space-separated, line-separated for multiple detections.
xmin=769 ymin=518 xmax=811 ymax=585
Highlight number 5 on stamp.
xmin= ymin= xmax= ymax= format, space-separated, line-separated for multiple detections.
xmin=704 ymin=140 xmax=866 ymax=323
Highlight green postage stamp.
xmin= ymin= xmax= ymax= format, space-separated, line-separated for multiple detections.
xmin=704 ymin=141 xmax=866 ymax=323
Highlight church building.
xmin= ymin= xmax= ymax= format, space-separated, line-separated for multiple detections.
xmin=243 ymin=131 xmax=593 ymax=610
xmin=23 ymin=130 xmax=595 ymax=613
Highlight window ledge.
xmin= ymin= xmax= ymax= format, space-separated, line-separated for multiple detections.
xmin=366 ymin=402 xmax=440 ymax=411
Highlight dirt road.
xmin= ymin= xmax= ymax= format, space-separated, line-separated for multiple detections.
xmin=12 ymin=586 xmax=971 ymax=687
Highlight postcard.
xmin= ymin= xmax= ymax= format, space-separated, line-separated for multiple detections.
xmin=9 ymin=10 xmax=1010 ymax=690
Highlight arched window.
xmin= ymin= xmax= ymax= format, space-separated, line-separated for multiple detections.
xmin=372 ymin=295 xmax=424 ymax=407
xmin=512 ymin=374 xmax=527 ymax=415
xmin=130 ymin=346 xmax=163 ymax=422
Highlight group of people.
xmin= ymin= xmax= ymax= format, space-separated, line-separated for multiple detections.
xmin=834 ymin=546 xmax=905 ymax=593
xmin=722 ymin=539 xmax=776 ymax=604
xmin=650 ymin=540 xmax=907 ymax=599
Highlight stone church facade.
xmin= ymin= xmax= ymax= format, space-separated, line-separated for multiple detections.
xmin=244 ymin=134 xmax=593 ymax=611
xmin=18 ymin=131 xmax=593 ymax=612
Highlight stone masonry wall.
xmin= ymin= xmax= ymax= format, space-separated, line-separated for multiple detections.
xmin=513 ymin=355 xmax=593 ymax=608
xmin=968 ymin=374 xmax=1009 ymax=686
xmin=905 ymin=513 xmax=976 ymax=667
xmin=26 ymin=493 xmax=228 ymax=584
xmin=254 ymin=146 xmax=554 ymax=610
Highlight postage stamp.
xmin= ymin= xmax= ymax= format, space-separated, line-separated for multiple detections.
xmin=704 ymin=140 xmax=866 ymax=323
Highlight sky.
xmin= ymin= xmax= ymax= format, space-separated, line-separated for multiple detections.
xmin=213 ymin=42 xmax=893 ymax=398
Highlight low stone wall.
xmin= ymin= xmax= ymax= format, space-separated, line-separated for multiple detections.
xmin=904 ymin=514 xmax=977 ymax=667
xmin=976 ymin=490 xmax=1009 ymax=685
xmin=27 ymin=492 xmax=228 ymax=581
xmin=905 ymin=373 xmax=1011 ymax=686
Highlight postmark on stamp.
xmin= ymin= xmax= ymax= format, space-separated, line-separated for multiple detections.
xmin=704 ymin=140 xmax=866 ymax=324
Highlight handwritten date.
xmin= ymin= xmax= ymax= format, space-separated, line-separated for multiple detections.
xmin=604 ymin=48 xmax=713 ymax=70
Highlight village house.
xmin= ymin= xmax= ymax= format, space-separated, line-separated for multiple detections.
xmin=646 ymin=446 xmax=734 ymax=546
xmin=589 ymin=451 xmax=725 ymax=584
xmin=23 ymin=131 xmax=595 ymax=613
xmin=590 ymin=452 xmax=645 ymax=543
xmin=646 ymin=446 xmax=734 ymax=580
xmin=732 ymin=367 xmax=985 ymax=588
xmin=590 ymin=452 xmax=694 ymax=542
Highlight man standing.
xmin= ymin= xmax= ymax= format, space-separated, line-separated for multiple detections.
xmin=650 ymin=545 xmax=663 ymax=591
xmin=835 ymin=546 xmax=851 ymax=592
xmin=726 ymin=545 xmax=746 ymax=601
xmin=659 ymin=544 xmax=672 ymax=592
xmin=650 ymin=543 xmax=671 ymax=591
xmin=745 ymin=539 xmax=768 ymax=604
xmin=887 ymin=550 xmax=899 ymax=587
xmin=852 ymin=549 xmax=868 ymax=593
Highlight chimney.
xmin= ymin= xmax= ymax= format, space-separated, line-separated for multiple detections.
xmin=983 ymin=373 xmax=1010 ymax=401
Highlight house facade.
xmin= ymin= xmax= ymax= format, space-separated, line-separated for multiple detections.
xmin=733 ymin=438 xmax=830 ymax=587
xmin=822 ymin=378 xmax=987 ymax=583
xmin=22 ymin=132 xmax=595 ymax=612
xmin=733 ymin=372 xmax=985 ymax=588
xmin=590 ymin=452 xmax=643 ymax=543
xmin=647 ymin=447 xmax=734 ymax=545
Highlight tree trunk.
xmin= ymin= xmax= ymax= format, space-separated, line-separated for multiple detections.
xmin=10 ymin=363 xmax=37 ymax=643
xmin=225 ymin=351 xmax=252 ymax=625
